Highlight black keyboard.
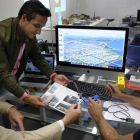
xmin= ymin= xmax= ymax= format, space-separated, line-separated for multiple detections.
xmin=20 ymin=77 xmax=49 ymax=83
xmin=67 ymin=80 xmax=111 ymax=100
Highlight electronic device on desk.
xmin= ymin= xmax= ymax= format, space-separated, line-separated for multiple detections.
xmin=137 ymin=10 xmax=140 ymax=23
xmin=19 ymin=54 xmax=54 ymax=88
xmin=128 ymin=22 xmax=138 ymax=27
xmin=67 ymin=80 xmax=111 ymax=100
xmin=122 ymin=15 xmax=137 ymax=27
xmin=55 ymin=25 xmax=129 ymax=84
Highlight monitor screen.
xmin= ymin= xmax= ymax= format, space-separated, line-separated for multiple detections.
xmin=56 ymin=25 xmax=129 ymax=82
xmin=137 ymin=10 xmax=140 ymax=22
xmin=25 ymin=55 xmax=54 ymax=74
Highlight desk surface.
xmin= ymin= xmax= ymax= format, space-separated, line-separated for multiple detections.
xmin=16 ymin=74 xmax=140 ymax=137
xmin=43 ymin=75 xmax=140 ymax=136
xmin=1 ymin=73 xmax=139 ymax=137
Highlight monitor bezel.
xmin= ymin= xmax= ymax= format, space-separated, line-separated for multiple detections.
xmin=56 ymin=25 xmax=129 ymax=73
xmin=137 ymin=10 xmax=140 ymax=22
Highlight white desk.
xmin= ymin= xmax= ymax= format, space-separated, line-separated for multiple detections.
xmin=42 ymin=18 xmax=107 ymax=31
xmin=89 ymin=18 xmax=106 ymax=26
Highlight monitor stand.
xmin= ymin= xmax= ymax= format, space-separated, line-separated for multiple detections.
xmin=78 ymin=74 xmax=99 ymax=84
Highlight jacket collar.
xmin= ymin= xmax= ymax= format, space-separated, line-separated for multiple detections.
xmin=14 ymin=17 xmax=29 ymax=43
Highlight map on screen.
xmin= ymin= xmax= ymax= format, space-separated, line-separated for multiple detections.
xmin=58 ymin=29 xmax=125 ymax=70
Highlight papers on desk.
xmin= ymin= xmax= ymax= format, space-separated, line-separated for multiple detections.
xmin=41 ymin=82 xmax=82 ymax=114
xmin=103 ymin=101 xmax=140 ymax=124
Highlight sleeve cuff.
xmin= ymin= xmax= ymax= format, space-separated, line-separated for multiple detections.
xmin=7 ymin=105 xmax=15 ymax=114
xmin=50 ymin=73 xmax=57 ymax=81
xmin=19 ymin=92 xmax=28 ymax=100
xmin=57 ymin=120 xmax=65 ymax=131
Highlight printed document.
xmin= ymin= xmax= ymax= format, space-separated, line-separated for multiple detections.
xmin=41 ymin=82 xmax=82 ymax=114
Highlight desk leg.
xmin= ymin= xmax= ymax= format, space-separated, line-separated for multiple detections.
xmin=36 ymin=88 xmax=47 ymax=123
xmin=40 ymin=107 xmax=47 ymax=122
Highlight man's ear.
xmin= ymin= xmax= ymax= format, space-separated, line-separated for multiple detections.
xmin=21 ymin=14 xmax=27 ymax=22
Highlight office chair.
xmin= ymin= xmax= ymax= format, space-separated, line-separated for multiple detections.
xmin=107 ymin=19 xmax=114 ymax=26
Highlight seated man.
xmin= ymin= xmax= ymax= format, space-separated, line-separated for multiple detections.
xmin=0 ymin=100 xmax=81 ymax=140
xmin=130 ymin=33 xmax=140 ymax=46
xmin=88 ymin=83 xmax=140 ymax=140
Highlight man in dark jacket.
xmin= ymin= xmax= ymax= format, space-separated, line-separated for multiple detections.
xmin=0 ymin=0 xmax=69 ymax=107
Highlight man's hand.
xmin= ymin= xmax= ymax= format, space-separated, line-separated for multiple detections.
xmin=105 ymin=83 xmax=123 ymax=99
xmin=53 ymin=74 xmax=69 ymax=86
xmin=88 ymin=98 xmax=103 ymax=121
xmin=62 ymin=103 xmax=81 ymax=127
xmin=8 ymin=107 xmax=25 ymax=131
xmin=22 ymin=95 xmax=47 ymax=107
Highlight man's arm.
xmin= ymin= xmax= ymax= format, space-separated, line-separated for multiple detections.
xmin=0 ymin=122 xmax=62 ymax=140
xmin=0 ymin=100 xmax=25 ymax=130
xmin=29 ymin=38 xmax=70 ymax=86
xmin=106 ymin=83 xmax=140 ymax=109
xmin=0 ymin=100 xmax=14 ymax=116
xmin=0 ymin=103 xmax=81 ymax=140
xmin=88 ymin=98 xmax=133 ymax=140
xmin=22 ymin=103 xmax=81 ymax=140
xmin=93 ymin=116 xmax=133 ymax=140
xmin=29 ymin=38 xmax=54 ymax=77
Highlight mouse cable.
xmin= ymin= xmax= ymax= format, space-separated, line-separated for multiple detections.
xmin=107 ymin=99 xmax=133 ymax=122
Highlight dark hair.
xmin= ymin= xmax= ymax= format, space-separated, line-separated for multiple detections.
xmin=18 ymin=0 xmax=51 ymax=21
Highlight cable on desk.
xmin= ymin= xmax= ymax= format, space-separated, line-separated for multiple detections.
xmin=107 ymin=99 xmax=134 ymax=122
xmin=69 ymin=81 xmax=89 ymax=106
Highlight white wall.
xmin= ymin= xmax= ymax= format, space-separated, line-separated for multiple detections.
xmin=79 ymin=0 xmax=140 ymax=26
xmin=0 ymin=0 xmax=75 ymax=43
xmin=0 ymin=0 xmax=23 ymax=21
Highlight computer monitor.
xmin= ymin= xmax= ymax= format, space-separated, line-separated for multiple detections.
xmin=55 ymin=25 xmax=129 ymax=83
xmin=137 ymin=10 xmax=140 ymax=22
xmin=25 ymin=55 xmax=54 ymax=74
